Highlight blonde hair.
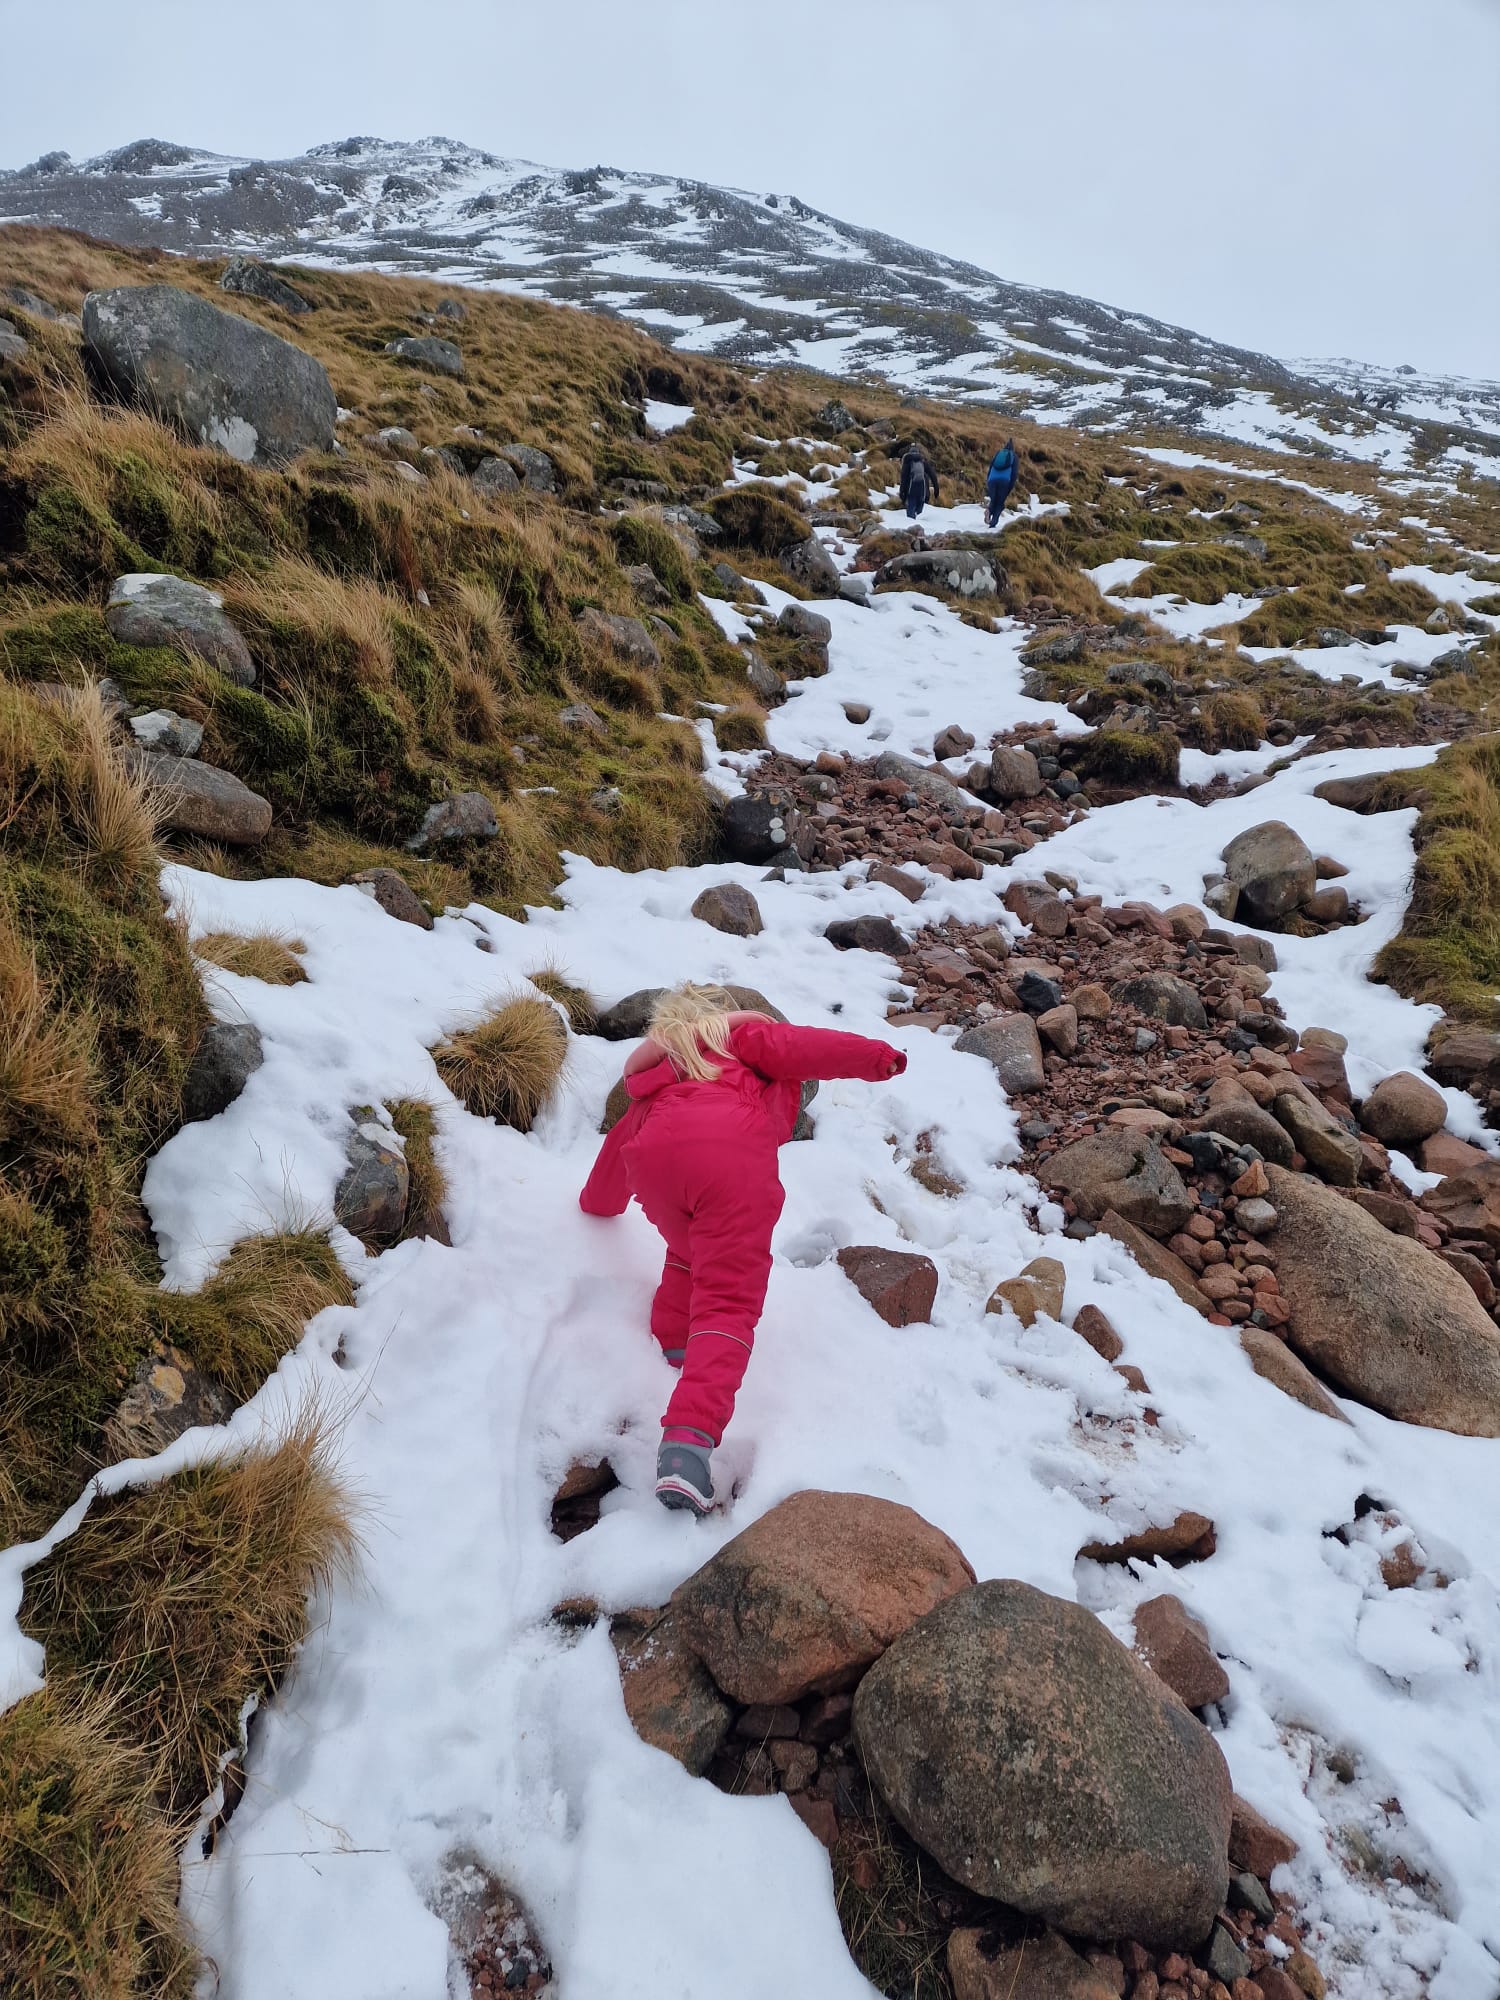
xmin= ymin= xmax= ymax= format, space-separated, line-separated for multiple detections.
xmin=648 ymin=982 xmax=748 ymax=1082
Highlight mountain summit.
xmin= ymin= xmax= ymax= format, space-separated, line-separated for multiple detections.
xmin=5 ymin=133 xmax=1498 ymax=474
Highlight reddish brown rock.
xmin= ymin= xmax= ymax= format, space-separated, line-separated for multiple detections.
xmin=616 ymin=1612 xmax=733 ymax=1774
xmin=1038 ymin=1002 xmax=1080 ymax=1056
xmin=869 ymin=861 xmax=926 ymax=903
xmin=1268 ymin=1165 xmax=1500 ymax=1434
xmin=1134 ymin=1594 xmax=1231 ymax=1708
xmin=350 ymin=865 xmax=435 ymax=929
xmin=948 ymin=1927 xmax=1118 ymax=1999
xmin=988 ymin=1255 xmax=1067 ymax=1326
xmin=1239 ymin=1327 xmax=1347 ymax=1421
xmin=1419 ymin=1131 xmax=1489 ymax=1177
xmin=1079 ymin=1510 xmax=1216 ymax=1566
xmin=1041 ymin=1132 xmax=1193 ymax=1239
xmin=1098 ymin=1211 xmax=1213 ymax=1315
xmin=690 ymin=881 xmax=764 ymax=936
xmin=787 ymin=1792 xmax=839 ymax=1846
xmin=1072 ymin=1303 xmax=1125 ymax=1362
xmin=1359 ymin=1070 xmax=1447 ymax=1149
xmin=1229 ymin=1795 xmax=1298 ymax=1879
xmin=1419 ymin=1160 xmax=1500 ymax=1250
xmin=670 ymin=1489 xmax=975 ymax=1704
xmin=837 ymin=1244 xmax=939 ymax=1325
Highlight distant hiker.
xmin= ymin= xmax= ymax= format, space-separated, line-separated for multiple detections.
xmin=985 ymin=439 xmax=1019 ymax=527
xmin=899 ymin=441 xmax=939 ymax=521
xmin=580 ymin=984 xmax=906 ymax=1515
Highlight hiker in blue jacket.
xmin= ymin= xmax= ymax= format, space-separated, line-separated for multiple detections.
xmin=899 ymin=442 xmax=939 ymax=521
xmin=985 ymin=440 xmax=1019 ymax=527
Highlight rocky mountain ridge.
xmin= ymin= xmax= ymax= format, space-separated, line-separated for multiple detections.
xmin=5 ymin=133 xmax=1498 ymax=479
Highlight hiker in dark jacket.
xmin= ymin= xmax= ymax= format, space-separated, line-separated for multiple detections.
xmin=899 ymin=442 xmax=939 ymax=520
xmin=985 ymin=440 xmax=1019 ymax=527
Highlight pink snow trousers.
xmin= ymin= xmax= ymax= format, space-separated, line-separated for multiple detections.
xmin=622 ymin=1093 xmax=785 ymax=1445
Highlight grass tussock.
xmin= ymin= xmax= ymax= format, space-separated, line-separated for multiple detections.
xmin=387 ymin=1098 xmax=450 ymax=1244
xmin=435 ymin=994 xmax=567 ymax=1131
xmin=714 ymin=706 xmax=768 ymax=752
xmin=20 ymin=1414 xmax=360 ymax=1818
xmin=1199 ymin=691 xmax=1265 ymax=752
xmin=527 ymin=964 xmax=599 ymax=1034
xmin=164 ymin=1229 xmax=354 ymax=1402
xmin=193 ymin=929 xmax=308 ymax=985
xmin=0 ymin=1689 xmax=197 ymax=2000
xmin=1375 ymin=738 xmax=1500 ymax=1023
xmin=1074 ymin=728 xmax=1181 ymax=789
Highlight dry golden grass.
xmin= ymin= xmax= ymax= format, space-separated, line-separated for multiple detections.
xmin=193 ymin=929 xmax=308 ymax=985
xmin=21 ymin=1412 xmax=361 ymax=1819
xmin=527 ymin=964 xmax=599 ymax=1034
xmin=168 ymin=1229 xmax=355 ymax=1402
xmin=61 ymin=686 xmax=167 ymax=890
xmin=0 ymin=1689 xmax=197 ymax=2000
xmin=0 ymin=911 xmax=96 ymax=1149
xmin=713 ymin=706 xmax=768 ymax=752
xmin=435 ymin=995 xmax=568 ymax=1131
xmin=387 ymin=1098 xmax=450 ymax=1244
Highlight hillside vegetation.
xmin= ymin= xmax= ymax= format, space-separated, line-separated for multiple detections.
xmin=2 ymin=223 xmax=1499 ymax=1995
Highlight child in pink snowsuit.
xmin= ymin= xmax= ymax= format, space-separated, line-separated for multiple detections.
xmin=579 ymin=984 xmax=906 ymax=1512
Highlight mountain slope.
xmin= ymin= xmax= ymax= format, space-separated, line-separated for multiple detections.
xmin=5 ymin=134 xmax=1499 ymax=479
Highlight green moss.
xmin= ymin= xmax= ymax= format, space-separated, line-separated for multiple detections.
xmin=1200 ymin=691 xmax=1264 ymax=751
xmin=1374 ymin=737 xmax=1500 ymax=1024
xmin=714 ymin=707 xmax=767 ymax=751
xmin=0 ymin=606 xmax=117 ymax=684
xmin=1074 ymin=728 xmax=1181 ymax=788
xmin=24 ymin=480 xmax=144 ymax=590
xmin=608 ymin=514 xmax=694 ymax=599
xmin=707 ymin=486 xmax=808 ymax=554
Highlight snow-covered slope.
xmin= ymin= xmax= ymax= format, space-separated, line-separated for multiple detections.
xmin=5 ymin=134 xmax=1498 ymax=473
xmin=3 ymin=487 xmax=1497 ymax=1999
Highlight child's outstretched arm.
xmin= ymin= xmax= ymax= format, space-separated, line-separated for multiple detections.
xmin=729 ymin=1015 xmax=906 ymax=1085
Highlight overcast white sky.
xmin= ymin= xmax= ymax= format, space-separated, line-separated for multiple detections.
xmin=4 ymin=0 xmax=1498 ymax=377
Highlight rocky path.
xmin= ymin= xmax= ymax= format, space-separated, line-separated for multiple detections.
xmin=4 ymin=485 xmax=1499 ymax=2000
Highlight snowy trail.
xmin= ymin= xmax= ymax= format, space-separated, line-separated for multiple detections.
xmin=3 ymin=551 xmax=1499 ymax=1997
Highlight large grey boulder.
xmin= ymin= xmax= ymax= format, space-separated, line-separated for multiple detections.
xmin=1040 ymin=1130 xmax=1193 ymax=1238
xmin=0 ymin=316 xmax=27 ymax=363
xmin=1271 ymin=1091 xmax=1361 ymax=1185
xmin=873 ymin=750 xmax=966 ymax=806
xmin=877 ymin=550 xmax=1000 ymax=597
xmin=1219 ymin=821 xmax=1316 ymax=927
xmin=135 ymin=752 xmax=272 ymax=844
xmin=575 ymin=607 xmax=661 ymax=670
xmin=854 ymin=1580 xmax=1232 ymax=1949
xmin=472 ymin=453 xmax=521 ymax=495
xmin=779 ymin=535 xmax=840 ymax=597
xmin=955 ymin=1015 xmax=1046 ymax=1095
xmin=498 ymin=443 xmax=556 ymax=492
xmin=219 ymin=256 xmax=314 ymax=315
xmin=777 ymin=603 xmax=833 ymax=644
xmin=385 ymin=334 xmax=463 ymax=376
xmin=128 ymin=708 xmax=203 ymax=757
xmin=722 ymin=794 xmax=797 ymax=865
xmin=349 ymin=866 xmax=433 ymax=930
xmin=1266 ymin=1165 xmax=1500 ymax=1435
xmin=1111 ymin=972 xmax=1208 ymax=1031
xmin=182 ymin=1021 xmax=264 ymax=1122
xmin=405 ymin=791 xmax=498 ymax=849
xmin=83 ymin=285 xmax=337 ymax=464
xmin=106 ymin=573 xmax=255 ymax=685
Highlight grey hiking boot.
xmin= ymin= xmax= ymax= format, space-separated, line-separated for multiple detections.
xmin=655 ymin=1432 xmax=715 ymax=1515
